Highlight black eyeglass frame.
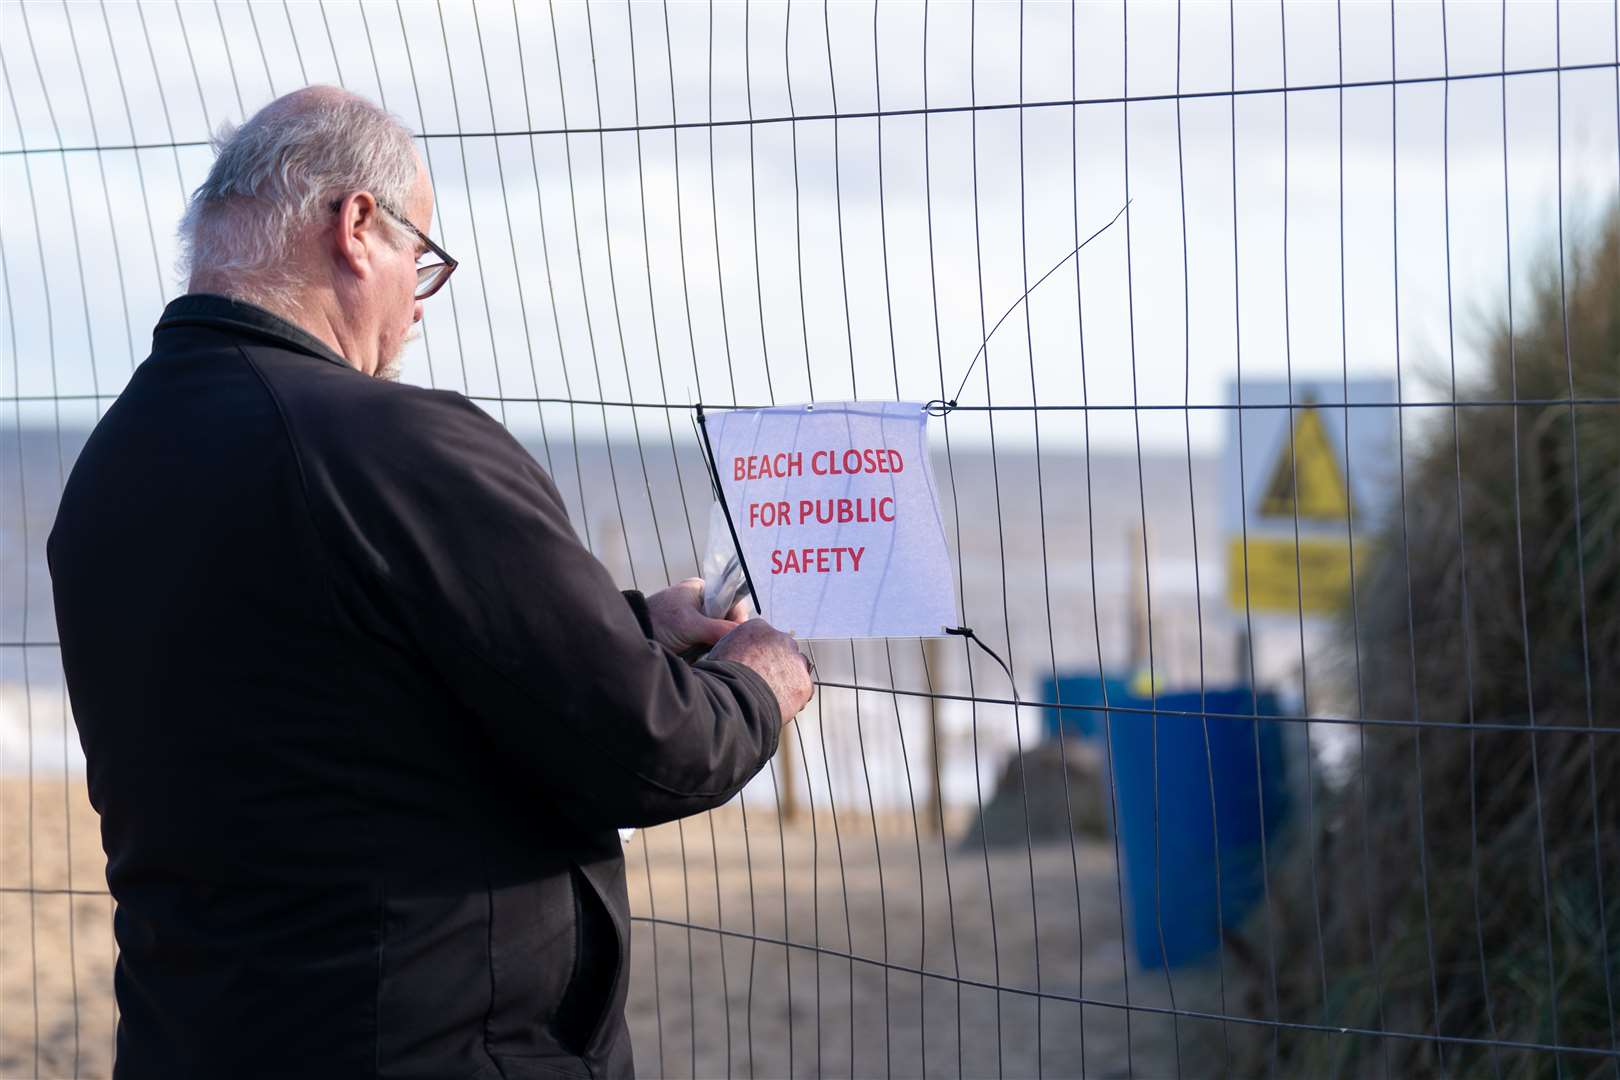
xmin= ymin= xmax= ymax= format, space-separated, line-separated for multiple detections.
xmin=328 ymin=194 xmax=457 ymax=300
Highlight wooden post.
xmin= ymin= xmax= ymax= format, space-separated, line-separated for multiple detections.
xmin=924 ymin=636 xmax=945 ymax=835
xmin=1127 ymin=524 xmax=1149 ymax=672
xmin=779 ymin=727 xmax=799 ymax=823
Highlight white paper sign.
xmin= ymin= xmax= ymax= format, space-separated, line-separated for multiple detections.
xmin=701 ymin=401 xmax=957 ymax=640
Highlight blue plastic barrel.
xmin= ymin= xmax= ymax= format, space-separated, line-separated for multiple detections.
xmin=1038 ymin=673 xmax=1130 ymax=741
xmin=1100 ymin=688 xmax=1289 ymax=969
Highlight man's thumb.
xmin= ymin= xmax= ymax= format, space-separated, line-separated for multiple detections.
xmin=693 ymin=615 xmax=742 ymax=648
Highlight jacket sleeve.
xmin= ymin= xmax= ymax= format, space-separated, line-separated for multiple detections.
xmin=620 ymin=589 xmax=656 ymax=637
xmin=325 ymin=389 xmax=781 ymax=830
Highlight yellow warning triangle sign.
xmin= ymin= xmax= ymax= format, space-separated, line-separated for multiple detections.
xmin=1259 ymin=405 xmax=1352 ymax=520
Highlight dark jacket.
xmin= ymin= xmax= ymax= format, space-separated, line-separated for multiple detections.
xmin=47 ymin=294 xmax=781 ymax=1079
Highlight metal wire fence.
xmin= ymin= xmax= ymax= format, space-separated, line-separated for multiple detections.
xmin=2 ymin=0 xmax=1618 ymax=1076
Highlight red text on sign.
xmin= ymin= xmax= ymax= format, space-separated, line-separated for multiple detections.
xmin=811 ymin=449 xmax=904 ymax=476
xmin=770 ymin=546 xmax=866 ymax=574
xmin=734 ymin=452 xmax=804 ymax=481
xmin=799 ymin=496 xmax=895 ymax=524
xmin=735 ymin=448 xmax=903 ymax=481
xmin=747 ymin=497 xmax=897 ymax=527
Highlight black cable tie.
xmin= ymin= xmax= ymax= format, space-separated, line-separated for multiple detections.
xmin=694 ymin=403 xmax=763 ymax=617
xmin=945 ymin=627 xmax=1021 ymax=706
xmin=924 ymin=399 xmax=957 ymax=417
xmin=942 ymin=199 xmax=1130 ymax=408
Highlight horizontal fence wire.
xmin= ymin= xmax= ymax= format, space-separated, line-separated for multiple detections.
xmin=2 ymin=57 xmax=1619 ymax=156
xmin=5 ymin=393 xmax=1620 ymax=409
xmin=2 ymin=0 xmax=1618 ymax=1077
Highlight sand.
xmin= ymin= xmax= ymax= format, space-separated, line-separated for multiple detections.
xmin=4 ymin=777 xmax=1226 ymax=1078
xmin=1 ymin=778 xmax=118 ymax=1080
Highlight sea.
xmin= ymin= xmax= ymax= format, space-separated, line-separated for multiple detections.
xmin=5 ymin=419 xmax=1313 ymax=813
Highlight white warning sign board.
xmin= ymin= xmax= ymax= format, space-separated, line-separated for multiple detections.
xmin=701 ymin=401 xmax=958 ymax=640
xmin=1222 ymin=378 xmax=1399 ymax=617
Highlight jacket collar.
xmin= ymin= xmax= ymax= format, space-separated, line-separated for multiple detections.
xmin=155 ymin=293 xmax=355 ymax=373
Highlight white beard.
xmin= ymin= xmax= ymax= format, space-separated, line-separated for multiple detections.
xmin=375 ymin=323 xmax=420 ymax=383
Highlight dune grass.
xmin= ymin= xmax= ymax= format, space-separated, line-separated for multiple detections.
xmin=1225 ymin=209 xmax=1619 ymax=1078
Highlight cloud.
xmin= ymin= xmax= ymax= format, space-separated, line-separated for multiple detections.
xmin=3 ymin=0 xmax=1616 ymax=452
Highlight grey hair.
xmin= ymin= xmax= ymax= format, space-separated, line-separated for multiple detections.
xmin=178 ymin=86 xmax=419 ymax=309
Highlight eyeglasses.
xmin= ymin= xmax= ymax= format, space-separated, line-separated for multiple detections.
xmin=328 ymin=195 xmax=458 ymax=300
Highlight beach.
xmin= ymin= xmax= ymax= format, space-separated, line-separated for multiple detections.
xmin=4 ymin=428 xmax=1240 ymax=1076
xmin=3 ymin=774 xmax=1224 ymax=1078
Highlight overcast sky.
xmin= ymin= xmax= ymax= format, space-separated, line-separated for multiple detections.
xmin=2 ymin=0 xmax=1617 ymax=451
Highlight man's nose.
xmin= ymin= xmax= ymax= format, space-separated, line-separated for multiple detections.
xmin=412 ymin=301 xmax=424 ymax=324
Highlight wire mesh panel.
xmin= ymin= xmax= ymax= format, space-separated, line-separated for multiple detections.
xmin=2 ymin=1 xmax=1617 ymax=1076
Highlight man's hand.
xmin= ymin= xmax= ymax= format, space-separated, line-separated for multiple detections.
xmin=644 ymin=577 xmax=747 ymax=655
xmin=707 ymin=618 xmax=815 ymax=726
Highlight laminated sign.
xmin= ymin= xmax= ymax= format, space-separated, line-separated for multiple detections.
xmin=699 ymin=401 xmax=957 ymax=640
xmin=1222 ymin=378 xmax=1399 ymax=617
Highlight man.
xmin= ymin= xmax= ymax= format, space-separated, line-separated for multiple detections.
xmin=48 ymin=86 xmax=813 ymax=1078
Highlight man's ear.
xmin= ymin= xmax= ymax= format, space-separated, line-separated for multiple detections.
xmin=332 ymin=192 xmax=383 ymax=280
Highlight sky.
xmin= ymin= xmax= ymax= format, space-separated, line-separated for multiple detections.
xmin=2 ymin=0 xmax=1618 ymax=452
